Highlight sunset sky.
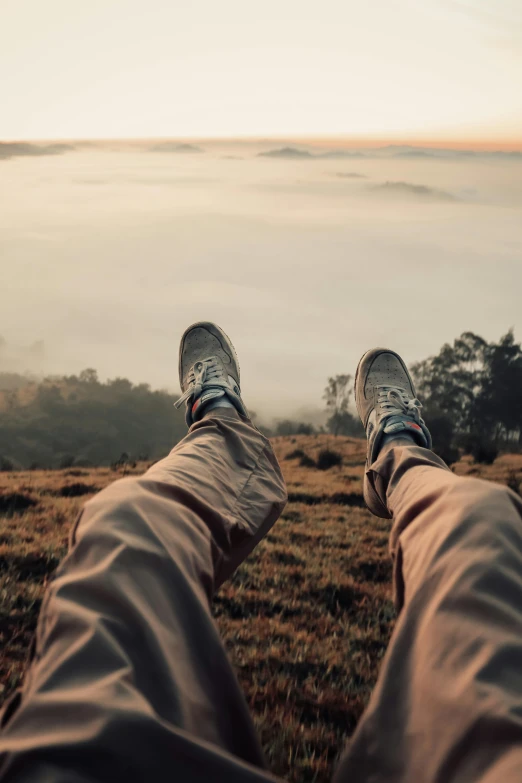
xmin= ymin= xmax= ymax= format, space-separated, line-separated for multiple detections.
xmin=2 ymin=0 xmax=522 ymax=142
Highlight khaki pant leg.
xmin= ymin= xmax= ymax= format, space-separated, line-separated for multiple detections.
xmin=0 ymin=409 xmax=287 ymax=783
xmin=334 ymin=444 xmax=522 ymax=783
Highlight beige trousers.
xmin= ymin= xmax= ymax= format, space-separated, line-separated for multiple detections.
xmin=1 ymin=409 xmax=522 ymax=782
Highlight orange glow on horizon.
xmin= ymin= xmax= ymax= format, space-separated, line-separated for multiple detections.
xmin=9 ymin=136 xmax=522 ymax=152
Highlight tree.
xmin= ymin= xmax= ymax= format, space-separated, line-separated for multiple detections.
xmin=327 ymin=409 xmax=364 ymax=437
xmin=411 ymin=330 xmax=522 ymax=461
xmin=78 ymin=368 xmax=99 ymax=384
xmin=0 ymin=369 xmax=187 ymax=468
xmin=476 ymin=330 xmax=522 ymax=446
xmin=411 ymin=332 xmax=488 ymax=436
xmin=323 ymin=375 xmax=358 ymax=436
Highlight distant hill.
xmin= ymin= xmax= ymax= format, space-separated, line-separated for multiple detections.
xmin=258 ymin=144 xmax=522 ymax=162
xmin=258 ymin=147 xmax=366 ymax=160
xmin=371 ymin=181 xmax=456 ymax=202
xmin=379 ymin=145 xmax=522 ymax=160
xmin=0 ymin=142 xmax=75 ymax=160
xmin=321 ymin=150 xmax=366 ymax=159
xmin=149 ymin=142 xmax=204 ymax=154
xmin=258 ymin=147 xmax=314 ymax=159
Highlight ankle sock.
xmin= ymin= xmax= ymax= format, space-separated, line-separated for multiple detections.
xmin=202 ymin=398 xmax=235 ymax=417
xmin=381 ymin=432 xmax=416 ymax=450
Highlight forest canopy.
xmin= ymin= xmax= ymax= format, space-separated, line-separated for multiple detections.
xmin=0 ymin=369 xmax=186 ymax=469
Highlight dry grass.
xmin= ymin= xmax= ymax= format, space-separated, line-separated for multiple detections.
xmin=1 ymin=437 xmax=521 ymax=781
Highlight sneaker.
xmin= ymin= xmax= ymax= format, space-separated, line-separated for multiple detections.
xmin=354 ymin=348 xmax=432 ymax=517
xmin=175 ymin=322 xmax=248 ymax=427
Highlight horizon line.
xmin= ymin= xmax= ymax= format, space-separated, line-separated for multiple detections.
xmin=2 ymin=135 xmax=522 ymax=152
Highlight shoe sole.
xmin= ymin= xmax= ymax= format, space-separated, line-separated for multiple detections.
xmin=178 ymin=321 xmax=241 ymax=390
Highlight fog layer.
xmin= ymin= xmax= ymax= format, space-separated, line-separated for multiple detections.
xmin=1 ymin=141 xmax=521 ymax=420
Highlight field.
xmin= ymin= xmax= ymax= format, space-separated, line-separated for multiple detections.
xmin=1 ymin=436 xmax=522 ymax=782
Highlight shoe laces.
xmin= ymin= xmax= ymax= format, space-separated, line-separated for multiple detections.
xmin=174 ymin=357 xmax=229 ymax=409
xmin=376 ymin=385 xmax=423 ymax=423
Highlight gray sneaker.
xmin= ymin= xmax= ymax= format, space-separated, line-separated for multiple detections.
xmin=175 ymin=322 xmax=247 ymax=427
xmin=354 ymin=348 xmax=432 ymax=517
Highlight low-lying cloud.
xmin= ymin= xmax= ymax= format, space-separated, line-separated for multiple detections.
xmin=2 ymin=141 xmax=521 ymax=421
xmin=0 ymin=335 xmax=46 ymax=375
xmin=336 ymin=172 xmax=367 ymax=179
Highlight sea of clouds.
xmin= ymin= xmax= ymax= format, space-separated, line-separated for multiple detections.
xmin=1 ymin=139 xmax=521 ymax=421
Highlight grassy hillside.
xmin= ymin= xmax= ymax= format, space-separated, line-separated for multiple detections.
xmin=1 ymin=435 xmax=521 ymax=782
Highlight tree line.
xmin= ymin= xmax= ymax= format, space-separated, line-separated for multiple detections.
xmin=0 ymin=369 xmax=186 ymax=470
xmin=0 ymin=329 xmax=520 ymax=469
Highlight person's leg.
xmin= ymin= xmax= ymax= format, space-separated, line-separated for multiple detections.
xmin=0 ymin=324 xmax=287 ymax=783
xmin=333 ymin=349 xmax=522 ymax=783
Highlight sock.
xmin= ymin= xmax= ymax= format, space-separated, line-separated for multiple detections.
xmin=202 ymin=398 xmax=235 ymax=417
xmin=380 ymin=432 xmax=416 ymax=451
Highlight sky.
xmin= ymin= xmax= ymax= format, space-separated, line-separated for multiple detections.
xmin=2 ymin=0 xmax=522 ymax=141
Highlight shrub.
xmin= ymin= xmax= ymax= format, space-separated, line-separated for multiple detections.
xmin=0 ymin=456 xmax=15 ymax=472
xmin=57 ymin=483 xmax=98 ymax=498
xmin=284 ymin=449 xmax=306 ymax=461
xmin=0 ymin=492 xmax=37 ymax=515
xmin=316 ymin=449 xmax=342 ymax=470
xmin=472 ymin=442 xmax=499 ymax=465
xmin=299 ymin=453 xmax=317 ymax=468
